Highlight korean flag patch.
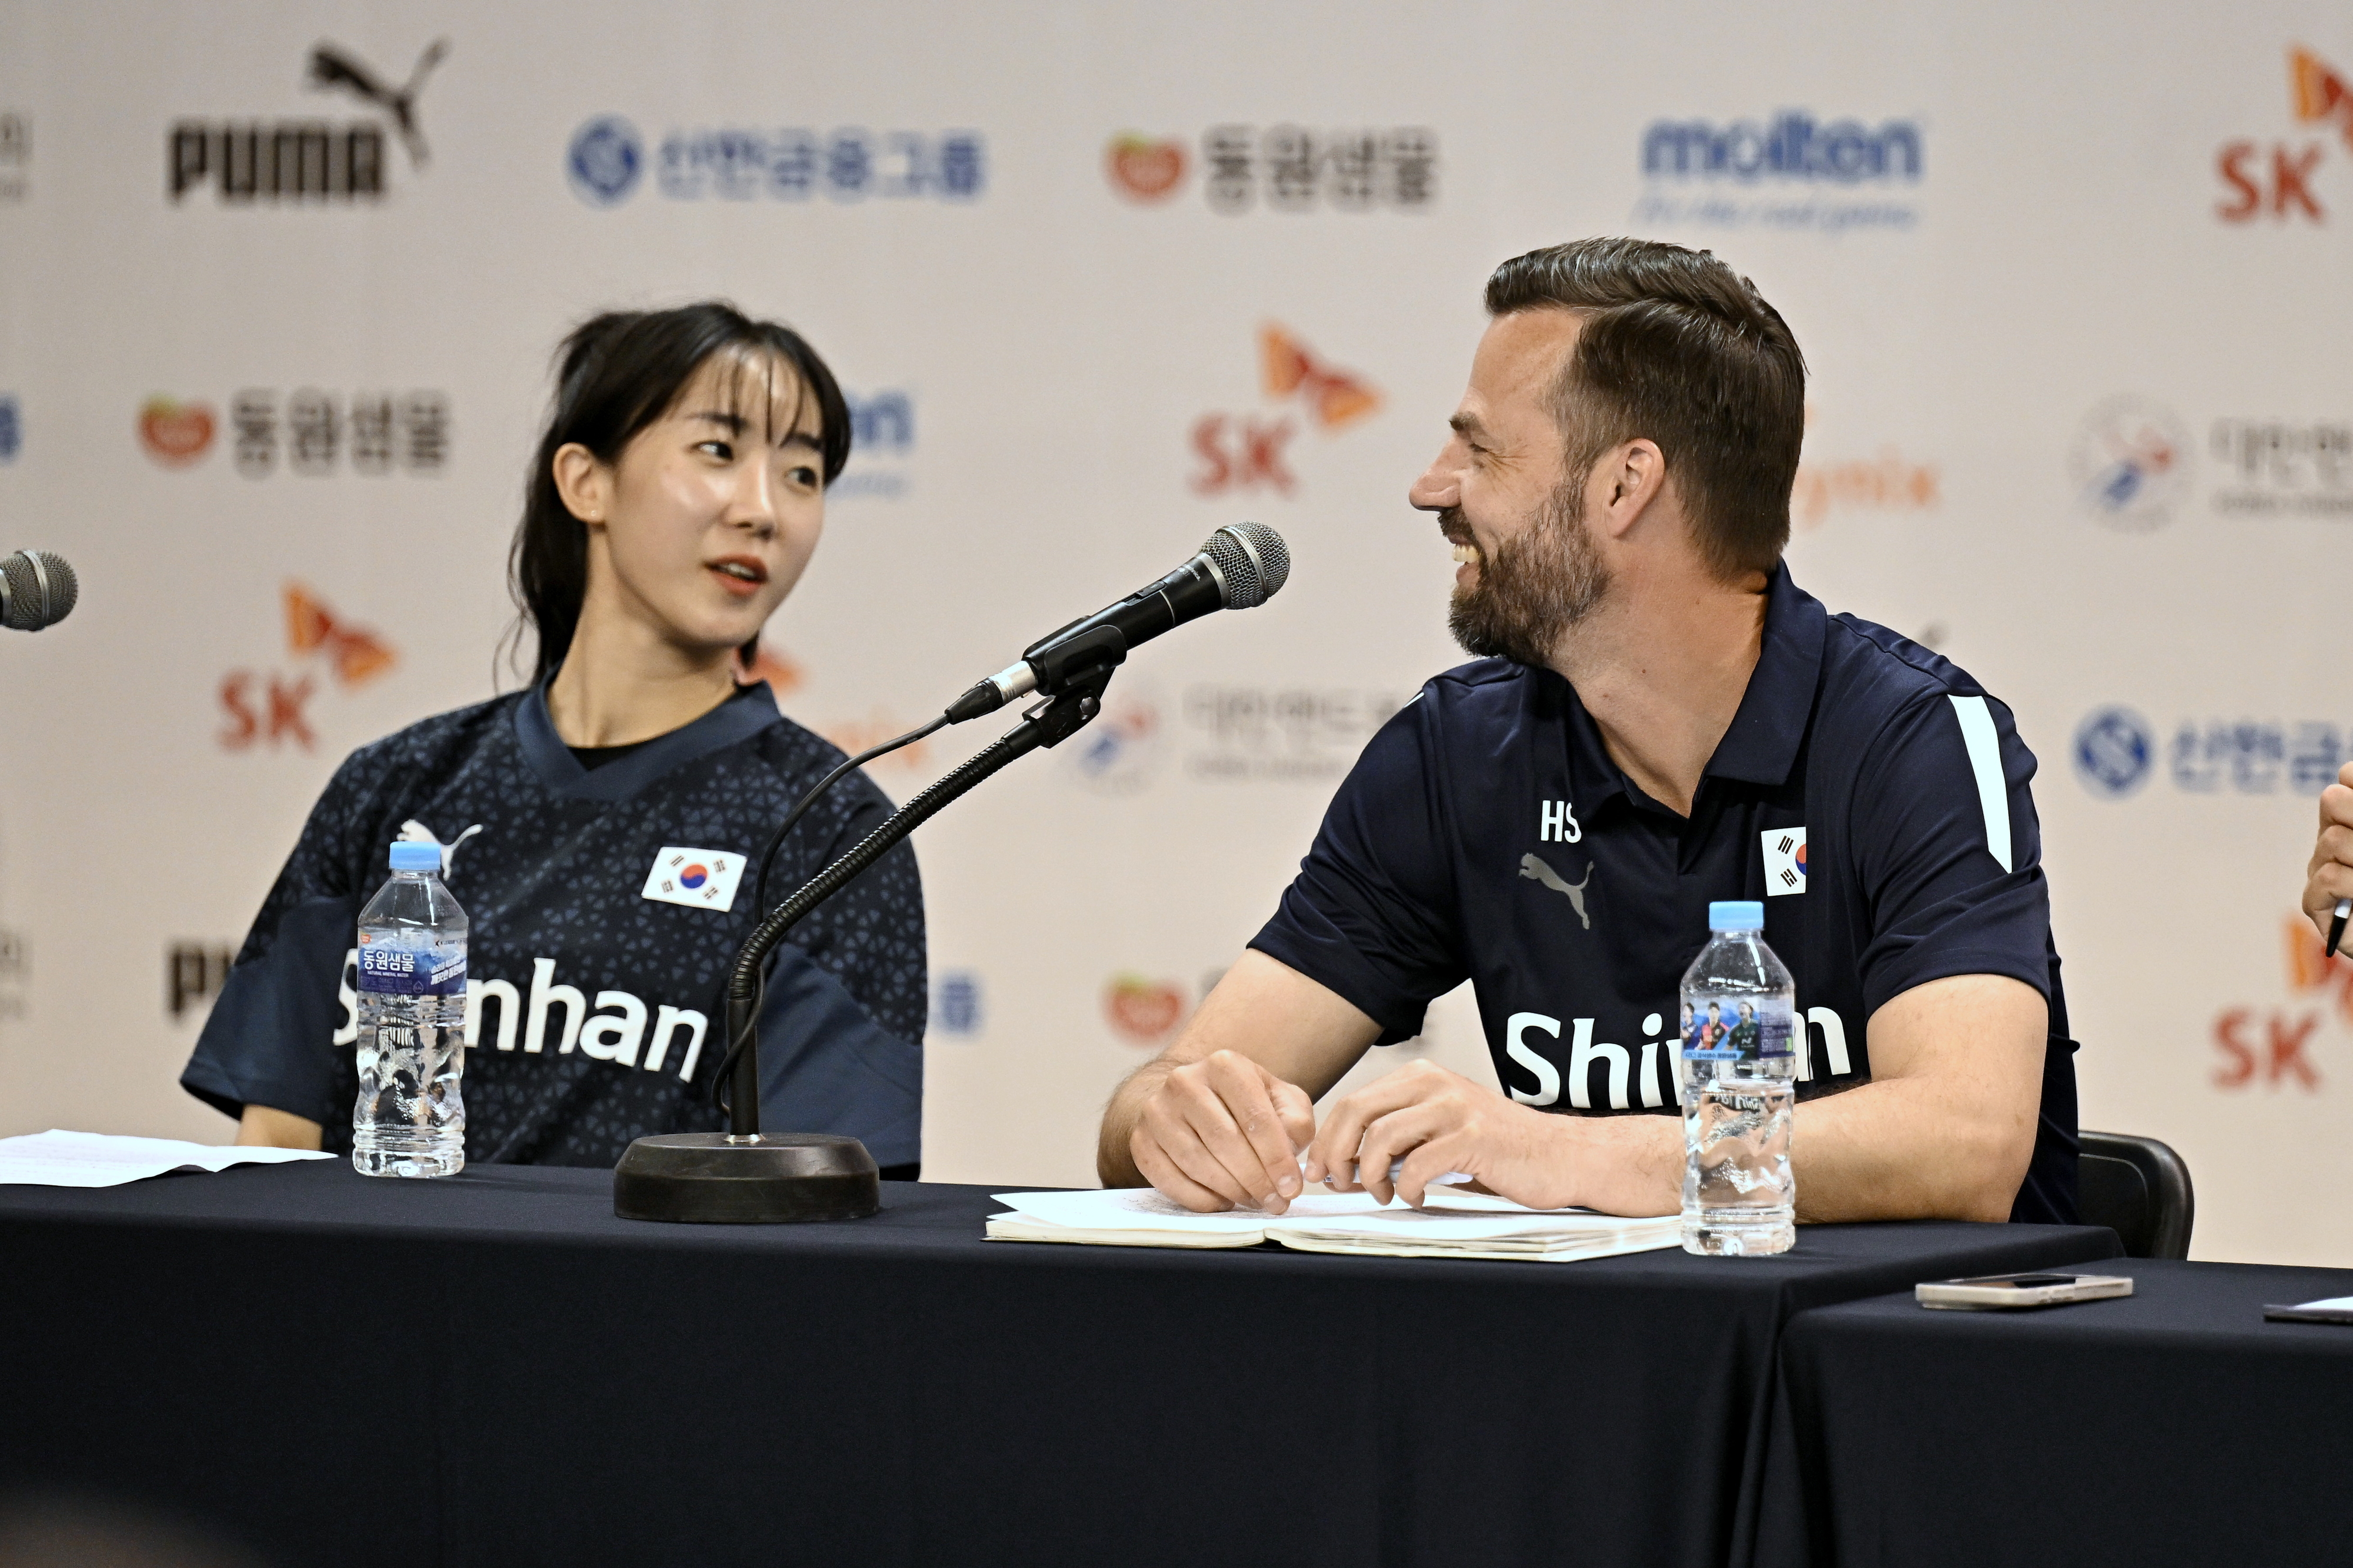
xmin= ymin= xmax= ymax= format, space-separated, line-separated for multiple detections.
xmin=642 ymin=846 xmax=745 ymax=913
xmin=1762 ymin=827 xmax=1808 ymax=896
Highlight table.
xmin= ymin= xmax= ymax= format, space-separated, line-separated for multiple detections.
xmin=1757 ymin=1257 xmax=2353 ymax=1567
xmin=0 ymin=1162 xmax=2114 ymax=1568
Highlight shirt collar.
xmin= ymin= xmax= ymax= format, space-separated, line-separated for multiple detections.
xmin=515 ymin=675 xmax=784 ymax=802
xmin=1552 ymin=561 xmax=1828 ymax=806
xmin=1701 ymin=561 xmax=1827 ymax=789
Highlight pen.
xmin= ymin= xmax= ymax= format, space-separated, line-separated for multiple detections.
xmin=2329 ymin=898 xmax=2351 ymax=962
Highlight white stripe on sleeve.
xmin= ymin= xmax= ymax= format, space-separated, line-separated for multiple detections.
xmin=1948 ymin=695 xmax=2014 ymax=873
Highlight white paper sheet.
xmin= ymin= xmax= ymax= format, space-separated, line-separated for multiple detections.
xmin=0 ymin=1129 xmax=335 ymax=1187
xmin=985 ymin=1185 xmax=1684 ymax=1261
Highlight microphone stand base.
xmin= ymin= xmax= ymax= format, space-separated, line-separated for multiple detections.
xmin=613 ymin=1132 xmax=881 ymax=1224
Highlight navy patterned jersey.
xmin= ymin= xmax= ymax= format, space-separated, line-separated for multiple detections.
xmin=182 ymin=680 xmax=927 ymax=1167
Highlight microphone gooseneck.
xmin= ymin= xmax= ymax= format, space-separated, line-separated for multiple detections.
xmin=0 ymin=551 xmax=77 ymax=632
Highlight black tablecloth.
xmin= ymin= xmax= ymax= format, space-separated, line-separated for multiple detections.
xmin=1757 ymin=1257 xmax=2353 ymax=1568
xmin=0 ymin=1162 xmax=2115 ymax=1568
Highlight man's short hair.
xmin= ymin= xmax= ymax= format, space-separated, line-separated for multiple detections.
xmin=1484 ymin=238 xmax=1806 ymax=580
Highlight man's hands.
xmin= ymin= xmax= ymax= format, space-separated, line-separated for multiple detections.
xmin=1129 ymin=1050 xmax=1317 ymax=1213
xmin=1304 ymin=1059 xmax=1574 ymax=1210
xmin=2303 ymin=760 xmax=2353 ymax=945
xmin=1097 ymin=950 xmax=1381 ymax=1206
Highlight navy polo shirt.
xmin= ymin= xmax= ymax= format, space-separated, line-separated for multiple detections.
xmin=1252 ymin=565 xmax=2078 ymax=1224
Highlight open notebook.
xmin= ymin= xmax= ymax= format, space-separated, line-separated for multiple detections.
xmin=986 ymin=1186 xmax=1682 ymax=1263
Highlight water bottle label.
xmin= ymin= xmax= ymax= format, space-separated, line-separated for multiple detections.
xmin=1682 ymin=995 xmax=1794 ymax=1064
xmin=356 ymin=938 xmax=466 ymax=996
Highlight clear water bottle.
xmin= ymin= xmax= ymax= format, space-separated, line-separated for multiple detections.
xmin=352 ymin=841 xmax=468 ymax=1178
xmin=1678 ymin=900 xmax=1796 ymax=1255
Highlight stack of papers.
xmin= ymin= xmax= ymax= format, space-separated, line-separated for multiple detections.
xmin=0 ymin=1129 xmax=335 ymax=1187
xmin=987 ymin=1186 xmax=1682 ymax=1263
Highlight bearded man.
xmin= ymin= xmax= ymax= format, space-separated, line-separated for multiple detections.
xmin=1098 ymin=237 xmax=2079 ymax=1224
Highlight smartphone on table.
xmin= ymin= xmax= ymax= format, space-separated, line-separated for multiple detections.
xmin=1914 ymin=1272 xmax=2133 ymax=1310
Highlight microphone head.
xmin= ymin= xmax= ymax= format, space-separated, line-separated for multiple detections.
xmin=1199 ymin=522 xmax=1290 ymax=609
xmin=0 ymin=550 xmax=78 ymax=631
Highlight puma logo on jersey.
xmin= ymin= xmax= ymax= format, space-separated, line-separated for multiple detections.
xmin=398 ymin=820 xmax=482 ymax=876
xmin=1518 ymin=852 xmax=1594 ymax=929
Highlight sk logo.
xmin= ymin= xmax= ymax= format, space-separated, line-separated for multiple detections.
xmin=1762 ymin=828 xmax=1808 ymax=895
xmin=286 ymin=583 xmax=396 ymax=686
xmin=1260 ymin=326 xmax=1381 ymax=430
xmin=2293 ymin=46 xmax=2353 ymax=149
xmin=641 ymin=846 xmax=745 ymax=913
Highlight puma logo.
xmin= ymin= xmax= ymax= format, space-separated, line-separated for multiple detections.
xmin=399 ymin=820 xmax=482 ymax=876
xmin=308 ymin=39 xmax=449 ymax=166
xmin=1518 ymin=852 xmax=1593 ymax=930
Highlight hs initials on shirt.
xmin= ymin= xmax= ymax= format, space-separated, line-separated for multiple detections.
xmin=1539 ymin=799 xmax=1581 ymax=843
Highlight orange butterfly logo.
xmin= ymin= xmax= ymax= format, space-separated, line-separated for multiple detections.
xmin=1260 ymin=325 xmax=1382 ymax=431
xmin=2292 ymin=47 xmax=2353 ymax=149
xmin=284 ymin=583 xmax=396 ymax=687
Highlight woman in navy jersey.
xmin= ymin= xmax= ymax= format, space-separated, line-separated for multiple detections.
xmin=184 ymin=304 xmax=928 ymax=1174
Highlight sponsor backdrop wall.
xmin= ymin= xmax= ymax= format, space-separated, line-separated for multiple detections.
xmin=0 ymin=1 xmax=2345 ymax=1263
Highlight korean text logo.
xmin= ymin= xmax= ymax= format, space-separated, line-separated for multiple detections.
xmin=1104 ymin=126 xmax=1436 ymax=211
xmin=140 ymin=389 xmax=449 ymax=476
xmin=2075 ymin=706 xmax=2349 ymax=799
xmin=569 ymin=118 xmax=984 ymax=206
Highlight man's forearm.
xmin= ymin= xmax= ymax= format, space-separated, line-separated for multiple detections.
xmin=235 ymin=1104 xmax=324 ymax=1150
xmin=1791 ymin=1075 xmax=2034 ymax=1222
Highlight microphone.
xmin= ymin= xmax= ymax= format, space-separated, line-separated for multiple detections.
xmin=945 ymin=522 xmax=1289 ymax=723
xmin=0 ymin=551 xmax=76 ymax=632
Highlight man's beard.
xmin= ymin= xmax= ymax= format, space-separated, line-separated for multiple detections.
xmin=1445 ymin=481 xmax=1611 ymax=666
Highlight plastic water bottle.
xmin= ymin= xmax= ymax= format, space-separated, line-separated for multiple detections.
xmin=1678 ymin=900 xmax=1796 ymax=1255
xmin=352 ymin=841 xmax=468 ymax=1178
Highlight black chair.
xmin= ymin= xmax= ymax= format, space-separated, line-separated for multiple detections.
xmin=2077 ymin=1130 xmax=2195 ymax=1259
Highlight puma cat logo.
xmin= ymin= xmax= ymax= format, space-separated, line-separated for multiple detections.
xmin=399 ymin=820 xmax=482 ymax=876
xmin=1518 ymin=852 xmax=1593 ymax=930
xmin=308 ymin=39 xmax=449 ymax=166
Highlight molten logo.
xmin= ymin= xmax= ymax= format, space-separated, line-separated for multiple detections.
xmin=1105 ymin=133 xmax=1186 ymax=202
xmin=139 ymin=397 xmax=216 ymax=466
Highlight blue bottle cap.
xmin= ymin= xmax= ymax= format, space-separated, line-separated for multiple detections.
xmin=1708 ymin=900 xmax=1764 ymax=932
xmin=388 ymin=841 xmax=442 ymax=872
